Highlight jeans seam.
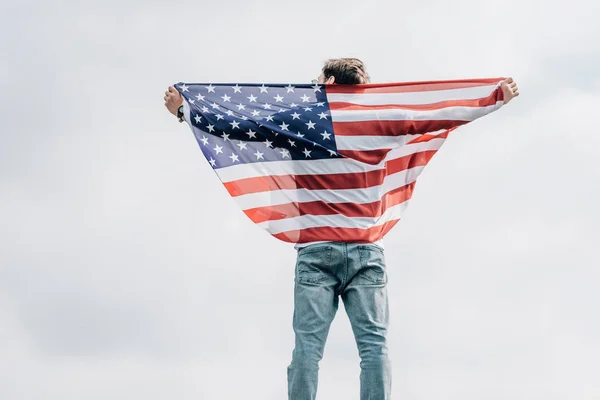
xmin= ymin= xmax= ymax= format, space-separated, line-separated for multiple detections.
xmin=358 ymin=244 xmax=384 ymax=255
xmin=343 ymin=243 xmax=348 ymax=289
xmin=298 ymin=244 xmax=332 ymax=256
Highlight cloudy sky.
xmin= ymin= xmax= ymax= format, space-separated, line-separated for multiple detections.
xmin=1 ymin=0 xmax=599 ymax=399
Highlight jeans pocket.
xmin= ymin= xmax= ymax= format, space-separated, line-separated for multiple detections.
xmin=296 ymin=246 xmax=332 ymax=285
xmin=358 ymin=246 xmax=387 ymax=284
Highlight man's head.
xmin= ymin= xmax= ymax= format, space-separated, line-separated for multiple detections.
xmin=317 ymin=58 xmax=370 ymax=85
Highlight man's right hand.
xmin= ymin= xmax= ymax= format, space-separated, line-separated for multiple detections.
xmin=164 ymin=86 xmax=183 ymax=116
xmin=500 ymin=78 xmax=520 ymax=104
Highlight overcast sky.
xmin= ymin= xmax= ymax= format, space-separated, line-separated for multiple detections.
xmin=1 ymin=0 xmax=599 ymax=399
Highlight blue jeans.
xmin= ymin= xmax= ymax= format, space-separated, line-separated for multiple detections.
xmin=287 ymin=242 xmax=391 ymax=400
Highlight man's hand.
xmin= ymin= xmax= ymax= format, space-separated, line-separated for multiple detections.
xmin=500 ymin=78 xmax=520 ymax=104
xmin=164 ymin=86 xmax=183 ymax=116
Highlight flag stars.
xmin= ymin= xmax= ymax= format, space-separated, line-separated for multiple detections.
xmin=179 ymin=84 xmax=189 ymax=92
xmin=182 ymin=83 xmax=340 ymax=167
xmin=321 ymin=130 xmax=332 ymax=140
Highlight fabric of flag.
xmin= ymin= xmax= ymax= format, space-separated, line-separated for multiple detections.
xmin=175 ymin=78 xmax=506 ymax=245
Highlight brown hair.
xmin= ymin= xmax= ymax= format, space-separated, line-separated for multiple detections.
xmin=322 ymin=58 xmax=370 ymax=85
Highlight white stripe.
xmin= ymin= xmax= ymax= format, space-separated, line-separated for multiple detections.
xmin=258 ymin=199 xmax=411 ymax=234
xmin=336 ymin=135 xmax=415 ymax=150
xmin=326 ymin=84 xmax=499 ymax=105
xmin=335 ymin=129 xmax=446 ymax=151
xmin=232 ymin=165 xmax=425 ymax=210
xmin=215 ymin=137 xmax=447 ymax=182
xmin=331 ymin=102 xmax=503 ymax=122
xmin=384 ymin=137 xmax=445 ymax=161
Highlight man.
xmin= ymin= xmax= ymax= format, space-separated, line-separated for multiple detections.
xmin=164 ymin=58 xmax=519 ymax=400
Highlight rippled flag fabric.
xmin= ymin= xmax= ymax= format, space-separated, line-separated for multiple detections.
xmin=175 ymin=78 xmax=506 ymax=245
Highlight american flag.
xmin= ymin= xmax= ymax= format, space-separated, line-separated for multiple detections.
xmin=175 ymin=78 xmax=505 ymax=245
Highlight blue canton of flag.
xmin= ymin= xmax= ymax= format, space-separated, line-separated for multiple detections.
xmin=175 ymin=82 xmax=340 ymax=169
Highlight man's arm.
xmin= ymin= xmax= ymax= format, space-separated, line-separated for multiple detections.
xmin=164 ymin=86 xmax=185 ymax=122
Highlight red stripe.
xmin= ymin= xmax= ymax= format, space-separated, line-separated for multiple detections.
xmin=332 ymin=120 xmax=467 ymax=137
xmin=387 ymin=149 xmax=438 ymax=174
xmin=407 ymin=130 xmax=451 ymax=144
xmin=337 ymin=149 xmax=390 ymax=165
xmin=324 ymin=78 xmax=504 ymax=94
xmin=272 ymin=219 xmax=401 ymax=244
xmin=224 ymin=150 xmax=437 ymax=196
xmin=329 ymin=96 xmax=501 ymax=111
xmin=244 ymin=181 xmax=416 ymax=223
